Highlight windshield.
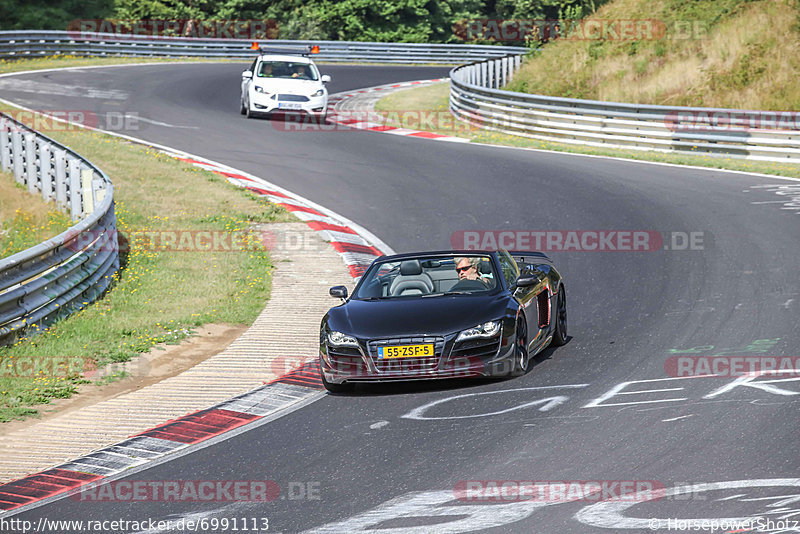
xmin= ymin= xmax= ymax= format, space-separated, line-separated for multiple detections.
xmin=257 ymin=61 xmax=318 ymax=81
xmin=354 ymin=255 xmax=497 ymax=299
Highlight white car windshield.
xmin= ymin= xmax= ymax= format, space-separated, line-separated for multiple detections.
xmin=354 ymin=255 xmax=497 ymax=299
xmin=257 ymin=61 xmax=318 ymax=81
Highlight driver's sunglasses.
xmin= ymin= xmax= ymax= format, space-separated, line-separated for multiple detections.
xmin=456 ymin=265 xmax=474 ymax=273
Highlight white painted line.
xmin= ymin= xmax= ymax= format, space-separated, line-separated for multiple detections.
xmin=402 ymin=385 xmax=589 ymax=421
xmin=661 ymin=414 xmax=694 ymax=422
xmin=126 ymin=114 xmax=199 ymax=129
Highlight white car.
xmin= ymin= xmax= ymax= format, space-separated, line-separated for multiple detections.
xmin=240 ymin=51 xmax=331 ymax=120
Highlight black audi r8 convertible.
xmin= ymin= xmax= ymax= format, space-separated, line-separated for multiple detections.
xmin=318 ymin=250 xmax=568 ymax=392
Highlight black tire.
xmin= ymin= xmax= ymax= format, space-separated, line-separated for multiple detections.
xmin=551 ymin=286 xmax=568 ymax=346
xmin=511 ymin=316 xmax=530 ymax=376
xmin=240 ymin=97 xmax=246 ymax=115
xmin=321 ymin=370 xmax=354 ymax=393
xmin=245 ymin=99 xmax=257 ymax=119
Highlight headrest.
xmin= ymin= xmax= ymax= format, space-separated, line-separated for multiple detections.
xmin=399 ymin=259 xmax=423 ymax=276
xmin=478 ymin=260 xmax=492 ymax=275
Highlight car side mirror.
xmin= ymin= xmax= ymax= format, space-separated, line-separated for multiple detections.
xmin=321 ymin=74 xmax=331 ymax=83
xmin=242 ymin=70 xmax=253 ymax=79
xmin=515 ymin=274 xmax=541 ymax=288
xmin=330 ymin=286 xmax=348 ymax=299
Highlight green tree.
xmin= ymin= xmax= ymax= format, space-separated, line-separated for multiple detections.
xmin=307 ymin=0 xmax=483 ymax=42
xmin=0 ymin=0 xmax=114 ymax=31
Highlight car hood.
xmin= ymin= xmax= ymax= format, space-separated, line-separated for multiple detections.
xmin=251 ymin=78 xmax=322 ymax=94
xmin=326 ymin=293 xmax=510 ymax=339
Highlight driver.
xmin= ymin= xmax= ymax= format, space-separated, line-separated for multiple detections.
xmin=455 ymin=257 xmax=491 ymax=286
xmin=290 ymin=64 xmax=307 ymax=78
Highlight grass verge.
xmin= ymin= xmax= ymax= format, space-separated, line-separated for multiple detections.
xmin=504 ymin=0 xmax=800 ymax=109
xmin=0 ymin=173 xmax=72 ymax=257
xmin=374 ymin=82 xmax=800 ymax=179
xmin=0 ymin=102 xmax=295 ymax=422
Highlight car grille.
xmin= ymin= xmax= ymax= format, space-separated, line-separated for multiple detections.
xmin=368 ymin=337 xmax=445 ymax=374
xmin=278 ymin=94 xmax=310 ymax=102
xmin=451 ymin=336 xmax=502 ymax=359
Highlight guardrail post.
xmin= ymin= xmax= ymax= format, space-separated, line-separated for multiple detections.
xmin=54 ymin=149 xmax=67 ymax=210
xmin=68 ymin=157 xmax=82 ymax=220
xmin=39 ymin=141 xmax=52 ymax=202
xmin=24 ymin=133 xmax=37 ymax=194
xmin=0 ymin=118 xmax=10 ymax=172
xmin=514 ymin=55 xmax=521 ymax=71
xmin=11 ymin=129 xmax=23 ymax=183
xmin=92 ymin=176 xmax=106 ymax=207
xmin=487 ymin=61 xmax=494 ymax=88
xmin=81 ymin=168 xmax=95 ymax=215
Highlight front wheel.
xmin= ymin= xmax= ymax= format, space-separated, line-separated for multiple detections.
xmin=245 ymin=99 xmax=257 ymax=119
xmin=240 ymin=96 xmax=246 ymax=115
xmin=511 ymin=316 xmax=530 ymax=376
xmin=551 ymin=286 xmax=568 ymax=346
xmin=321 ymin=370 xmax=354 ymax=393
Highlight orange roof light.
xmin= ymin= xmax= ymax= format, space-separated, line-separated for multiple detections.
xmin=310 ymin=45 xmax=320 ymax=54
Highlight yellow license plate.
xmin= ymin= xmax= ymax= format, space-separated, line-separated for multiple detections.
xmin=378 ymin=344 xmax=434 ymax=359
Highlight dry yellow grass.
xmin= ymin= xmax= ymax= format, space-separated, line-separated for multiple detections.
xmin=0 ymin=172 xmax=72 ymax=258
xmin=507 ymin=0 xmax=800 ymax=110
xmin=0 ymin=173 xmax=51 ymax=223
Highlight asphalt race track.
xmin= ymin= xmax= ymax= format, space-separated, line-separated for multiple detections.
xmin=2 ymin=63 xmax=799 ymax=533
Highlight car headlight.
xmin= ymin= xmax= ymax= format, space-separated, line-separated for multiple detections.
xmin=456 ymin=321 xmax=501 ymax=342
xmin=254 ymin=86 xmax=269 ymax=94
xmin=311 ymin=88 xmax=325 ymax=97
xmin=328 ymin=331 xmax=359 ymax=347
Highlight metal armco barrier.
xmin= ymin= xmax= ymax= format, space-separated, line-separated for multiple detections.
xmin=0 ymin=31 xmax=527 ymax=64
xmin=0 ymin=112 xmax=119 ymax=346
xmin=450 ymin=56 xmax=800 ymax=163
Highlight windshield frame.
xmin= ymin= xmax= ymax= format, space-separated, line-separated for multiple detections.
xmin=351 ymin=253 xmax=501 ymax=301
xmin=256 ymin=60 xmax=319 ymax=81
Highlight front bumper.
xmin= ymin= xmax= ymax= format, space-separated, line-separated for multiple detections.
xmin=249 ymin=92 xmax=327 ymax=115
xmin=319 ymin=330 xmax=516 ymax=385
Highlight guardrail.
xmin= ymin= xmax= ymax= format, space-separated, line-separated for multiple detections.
xmin=0 ymin=112 xmax=119 ymax=346
xmin=0 ymin=31 xmax=527 ymax=64
xmin=450 ymin=56 xmax=800 ymax=163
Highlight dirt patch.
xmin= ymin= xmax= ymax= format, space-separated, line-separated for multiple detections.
xmin=0 ymin=323 xmax=246 ymax=436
